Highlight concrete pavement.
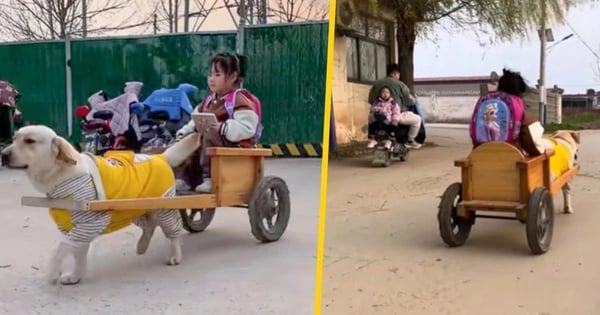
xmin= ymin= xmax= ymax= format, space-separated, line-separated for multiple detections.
xmin=0 ymin=159 xmax=321 ymax=315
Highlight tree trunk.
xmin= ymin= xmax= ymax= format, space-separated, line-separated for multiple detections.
xmin=395 ymin=14 xmax=417 ymax=92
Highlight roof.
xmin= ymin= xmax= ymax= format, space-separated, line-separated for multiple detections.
xmin=414 ymin=76 xmax=491 ymax=84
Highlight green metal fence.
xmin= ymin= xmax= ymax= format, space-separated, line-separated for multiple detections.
xmin=0 ymin=22 xmax=328 ymax=145
xmin=0 ymin=41 xmax=68 ymax=135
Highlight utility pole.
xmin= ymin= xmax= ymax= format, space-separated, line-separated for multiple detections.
xmin=48 ymin=0 xmax=54 ymax=39
xmin=237 ymin=0 xmax=247 ymax=54
xmin=153 ymin=13 xmax=158 ymax=34
xmin=82 ymin=0 xmax=87 ymax=37
xmin=174 ymin=0 xmax=179 ymax=32
xmin=168 ymin=0 xmax=173 ymax=33
xmin=184 ymin=0 xmax=190 ymax=32
xmin=538 ymin=2 xmax=547 ymax=124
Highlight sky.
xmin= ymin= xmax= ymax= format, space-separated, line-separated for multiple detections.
xmin=3 ymin=0 xmax=595 ymax=94
xmin=114 ymin=0 xmax=599 ymax=94
xmin=413 ymin=2 xmax=600 ymax=94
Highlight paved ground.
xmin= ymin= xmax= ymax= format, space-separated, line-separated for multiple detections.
xmin=322 ymin=125 xmax=600 ymax=315
xmin=0 ymin=159 xmax=321 ymax=315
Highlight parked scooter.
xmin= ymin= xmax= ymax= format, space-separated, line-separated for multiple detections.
xmin=0 ymin=80 xmax=22 ymax=165
xmin=371 ymin=96 xmax=426 ymax=167
xmin=75 ymin=82 xmax=145 ymax=155
xmin=138 ymin=83 xmax=196 ymax=153
xmin=371 ymin=119 xmax=410 ymax=167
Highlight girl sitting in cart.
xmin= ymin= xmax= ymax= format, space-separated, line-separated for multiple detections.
xmin=174 ymin=52 xmax=263 ymax=193
xmin=469 ymin=68 xmax=554 ymax=157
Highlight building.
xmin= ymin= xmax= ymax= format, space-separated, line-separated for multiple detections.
xmin=332 ymin=0 xmax=563 ymax=145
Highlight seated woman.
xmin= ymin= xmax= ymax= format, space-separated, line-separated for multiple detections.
xmin=174 ymin=52 xmax=261 ymax=193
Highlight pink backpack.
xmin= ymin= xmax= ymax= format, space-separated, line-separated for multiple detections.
xmin=201 ymin=88 xmax=263 ymax=144
xmin=469 ymin=91 xmax=522 ymax=147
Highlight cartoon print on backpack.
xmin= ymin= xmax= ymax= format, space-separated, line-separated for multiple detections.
xmin=471 ymin=94 xmax=514 ymax=145
xmin=482 ymin=103 xmax=500 ymax=141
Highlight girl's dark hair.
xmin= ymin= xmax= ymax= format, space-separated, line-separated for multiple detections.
xmin=210 ymin=52 xmax=247 ymax=82
xmin=497 ymin=68 xmax=528 ymax=97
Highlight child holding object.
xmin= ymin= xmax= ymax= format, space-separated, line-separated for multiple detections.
xmin=175 ymin=52 xmax=263 ymax=193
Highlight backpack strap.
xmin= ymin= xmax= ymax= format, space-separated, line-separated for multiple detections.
xmin=223 ymin=88 xmax=262 ymax=119
xmin=200 ymin=93 xmax=216 ymax=112
xmin=223 ymin=89 xmax=241 ymax=118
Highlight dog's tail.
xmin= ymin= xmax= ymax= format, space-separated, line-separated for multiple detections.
xmin=162 ymin=133 xmax=201 ymax=167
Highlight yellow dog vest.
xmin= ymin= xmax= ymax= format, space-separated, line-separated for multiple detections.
xmin=49 ymin=151 xmax=175 ymax=235
xmin=544 ymin=137 xmax=571 ymax=178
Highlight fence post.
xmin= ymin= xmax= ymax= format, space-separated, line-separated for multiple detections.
xmin=237 ymin=1 xmax=246 ymax=89
xmin=64 ymin=35 xmax=73 ymax=138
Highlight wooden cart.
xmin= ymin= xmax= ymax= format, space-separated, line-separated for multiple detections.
xmin=437 ymin=141 xmax=580 ymax=255
xmin=21 ymin=147 xmax=291 ymax=243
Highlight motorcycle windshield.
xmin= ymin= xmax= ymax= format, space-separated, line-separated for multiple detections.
xmin=142 ymin=83 xmax=197 ymax=120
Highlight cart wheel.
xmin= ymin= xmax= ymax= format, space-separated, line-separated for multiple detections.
xmin=180 ymin=208 xmax=216 ymax=233
xmin=526 ymin=187 xmax=554 ymax=255
xmin=438 ymin=182 xmax=473 ymax=247
xmin=248 ymin=176 xmax=291 ymax=243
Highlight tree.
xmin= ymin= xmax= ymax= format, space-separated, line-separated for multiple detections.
xmin=361 ymin=0 xmax=590 ymax=90
xmin=0 ymin=0 xmax=153 ymax=41
xmin=268 ymin=0 xmax=329 ymax=23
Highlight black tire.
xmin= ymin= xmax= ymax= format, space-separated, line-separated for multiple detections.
xmin=180 ymin=208 xmax=216 ymax=233
xmin=526 ymin=187 xmax=554 ymax=255
xmin=248 ymin=176 xmax=291 ymax=242
xmin=372 ymin=149 xmax=390 ymax=167
xmin=400 ymin=149 xmax=410 ymax=162
xmin=438 ymin=182 xmax=473 ymax=247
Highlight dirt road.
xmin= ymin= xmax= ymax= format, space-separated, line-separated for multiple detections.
xmin=0 ymin=159 xmax=320 ymax=315
xmin=322 ymin=126 xmax=600 ymax=315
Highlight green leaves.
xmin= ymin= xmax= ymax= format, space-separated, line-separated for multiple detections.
xmin=366 ymin=0 xmax=593 ymax=41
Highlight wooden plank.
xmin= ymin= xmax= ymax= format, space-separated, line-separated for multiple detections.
xmin=459 ymin=200 xmax=526 ymax=211
xmin=219 ymin=193 xmax=251 ymax=207
xmin=454 ymin=159 xmax=470 ymax=168
xmin=468 ymin=142 xmax=523 ymax=202
xmin=550 ymin=164 xmax=580 ymax=196
xmin=206 ymin=147 xmax=272 ymax=157
xmin=86 ymin=194 xmax=218 ymax=211
xmin=22 ymin=197 xmax=89 ymax=211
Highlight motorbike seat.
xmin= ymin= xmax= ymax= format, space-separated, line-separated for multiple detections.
xmin=148 ymin=110 xmax=170 ymax=121
xmin=83 ymin=120 xmax=111 ymax=132
xmin=92 ymin=110 xmax=114 ymax=120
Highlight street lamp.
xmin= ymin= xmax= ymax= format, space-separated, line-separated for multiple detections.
xmin=547 ymin=33 xmax=574 ymax=53
xmin=538 ymin=30 xmax=574 ymax=125
xmin=538 ymin=27 xmax=554 ymax=125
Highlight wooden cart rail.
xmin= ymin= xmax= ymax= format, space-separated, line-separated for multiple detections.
xmin=21 ymin=147 xmax=272 ymax=211
xmin=438 ymin=141 xmax=581 ymax=255
xmin=453 ymin=142 xmax=580 ymax=216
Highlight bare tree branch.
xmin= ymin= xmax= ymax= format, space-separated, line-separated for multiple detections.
xmin=268 ymin=0 xmax=328 ymax=23
xmin=0 ymin=0 xmax=151 ymax=41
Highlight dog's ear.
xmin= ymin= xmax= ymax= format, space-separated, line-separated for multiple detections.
xmin=53 ymin=136 xmax=78 ymax=165
xmin=570 ymin=131 xmax=581 ymax=144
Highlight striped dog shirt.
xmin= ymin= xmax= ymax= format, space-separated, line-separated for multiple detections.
xmin=48 ymin=151 xmax=182 ymax=246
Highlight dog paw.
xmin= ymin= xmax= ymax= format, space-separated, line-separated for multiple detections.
xmin=564 ymin=207 xmax=574 ymax=214
xmin=166 ymin=255 xmax=181 ymax=266
xmin=59 ymin=273 xmax=81 ymax=285
xmin=136 ymin=233 xmax=153 ymax=255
